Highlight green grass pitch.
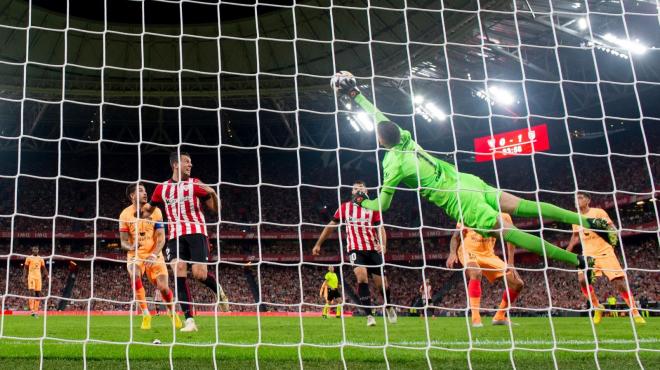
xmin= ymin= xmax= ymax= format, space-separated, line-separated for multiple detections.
xmin=0 ymin=315 xmax=657 ymax=369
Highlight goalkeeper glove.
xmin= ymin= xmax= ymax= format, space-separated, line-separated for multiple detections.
xmin=331 ymin=71 xmax=360 ymax=99
xmin=352 ymin=191 xmax=368 ymax=206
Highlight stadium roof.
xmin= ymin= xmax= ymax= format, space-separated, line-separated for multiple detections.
xmin=0 ymin=0 xmax=658 ymax=157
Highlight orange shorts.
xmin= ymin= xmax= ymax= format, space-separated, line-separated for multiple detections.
xmin=27 ymin=277 xmax=42 ymax=292
xmin=457 ymin=247 xmax=506 ymax=283
xmin=127 ymin=254 xmax=168 ymax=284
xmin=585 ymin=252 xmax=625 ymax=281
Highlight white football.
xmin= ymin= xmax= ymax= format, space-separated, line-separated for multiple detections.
xmin=152 ymin=339 xmax=161 ymax=345
xmin=330 ymin=71 xmax=354 ymax=90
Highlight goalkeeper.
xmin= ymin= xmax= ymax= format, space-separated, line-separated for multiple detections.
xmin=331 ymin=71 xmax=617 ymax=279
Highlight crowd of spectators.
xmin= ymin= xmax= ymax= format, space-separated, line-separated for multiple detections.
xmin=0 ymin=152 xmax=657 ymax=233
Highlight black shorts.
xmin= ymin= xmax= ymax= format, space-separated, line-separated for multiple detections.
xmin=165 ymin=234 xmax=209 ymax=263
xmin=327 ymin=288 xmax=341 ymax=301
xmin=348 ymin=250 xmax=383 ymax=276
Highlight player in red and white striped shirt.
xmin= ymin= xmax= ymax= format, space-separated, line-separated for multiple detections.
xmin=142 ymin=151 xmax=224 ymax=332
xmin=312 ymin=180 xmax=396 ymax=327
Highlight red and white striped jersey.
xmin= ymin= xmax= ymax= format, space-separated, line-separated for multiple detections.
xmin=333 ymin=202 xmax=381 ymax=252
xmin=149 ymin=178 xmax=210 ymax=240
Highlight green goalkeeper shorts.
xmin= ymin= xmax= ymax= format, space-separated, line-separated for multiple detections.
xmin=439 ymin=173 xmax=502 ymax=235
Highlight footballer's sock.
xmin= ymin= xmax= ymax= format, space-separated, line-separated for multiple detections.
xmin=620 ymin=291 xmax=639 ymax=316
xmin=504 ymin=229 xmax=579 ymax=266
xmin=28 ymin=299 xmax=34 ymax=312
xmin=494 ymin=288 xmax=520 ymax=321
xmin=335 ymin=304 xmax=342 ymax=317
xmin=322 ymin=304 xmax=329 ymax=316
xmin=581 ymin=285 xmax=600 ymax=307
xmin=133 ymin=279 xmax=149 ymax=314
xmin=161 ymin=288 xmax=174 ymax=312
xmin=202 ymin=272 xmax=218 ymax=294
xmin=176 ymin=277 xmax=193 ymax=319
xmin=358 ymin=283 xmax=373 ymax=316
xmin=514 ymin=200 xmax=589 ymax=226
xmin=383 ymin=287 xmax=391 ymax=306
xmin=468 ymin=279 xmax=481 ymax=322
xmin=33 ymin=298 xmax=40 ymax=312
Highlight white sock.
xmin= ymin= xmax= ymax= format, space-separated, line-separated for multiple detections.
xmin=142 ymin=309 xmax=150 ymax=316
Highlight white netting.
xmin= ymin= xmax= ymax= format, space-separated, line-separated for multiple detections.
xmin=0 ymin=0 xmax=658 ymax=369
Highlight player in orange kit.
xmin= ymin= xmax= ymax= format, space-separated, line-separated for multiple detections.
xmin=447 ymin=213 xmax=524 ymax=327
xmin=567 ymin=192 xmax=645 ymax=325
xmin=24 ymin=246 xmax=48 ymax=317
xmin=119 ymin=183 xmax=182 ymax=330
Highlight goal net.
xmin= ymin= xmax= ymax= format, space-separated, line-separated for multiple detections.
xmin=0 ymin=0 xmax=658 ymax=369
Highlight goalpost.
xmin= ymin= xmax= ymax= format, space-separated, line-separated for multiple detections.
xmin=0 ymin=0 xmax=658 ymax=369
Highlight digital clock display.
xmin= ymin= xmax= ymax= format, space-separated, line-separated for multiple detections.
xmin=474 ymin=124 xmax=550 ymax=162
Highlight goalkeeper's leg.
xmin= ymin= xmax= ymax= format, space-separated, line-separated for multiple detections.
xmin=498 ymin=192 xmax=617 ymax=246
xmin=495 ymin=218 xmax=595 ymax=283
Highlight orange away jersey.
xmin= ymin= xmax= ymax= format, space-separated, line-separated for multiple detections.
xmin=458 ymin=213 xmax=512 ymax=255
xmin=119 ymin=205 xmax=164 ymax=258
xmin=25 ymin=256 xmax=44 ymax=279
xmin=573 ymin=207 xmax=614 ymax=256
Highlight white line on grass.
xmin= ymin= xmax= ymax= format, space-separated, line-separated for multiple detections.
xmin=0 ymin=338 xmax=658 ymax=346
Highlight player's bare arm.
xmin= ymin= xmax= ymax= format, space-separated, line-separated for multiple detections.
xmin=377 ymin=225 xmax=387 ymax=254
xmin=199 ymin=183 xmax=219 ymax=214
xmin=566 ymin=231 xmax=580 ymax=253
xmin=312 ymin=220 xmax=339 ymax=255
xmin=146 ymin=228 xmax=166 ymax=268
xmin=446 ymin=231 xmax=461 ymax=268
xmin=319 ymin=281 xmax=328 ymax=297
xmin=119 ymin=231 xmax=136 ymax=252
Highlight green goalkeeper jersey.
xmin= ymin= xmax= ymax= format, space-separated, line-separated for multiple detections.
xmin=357 ymin=95 xmax=501 ymax=230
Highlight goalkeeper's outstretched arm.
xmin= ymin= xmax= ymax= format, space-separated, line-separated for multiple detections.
xmin=331 ymin=71 xmax=404 ymax=213
xmin=331 ymin=71 xmax=398 ymax=129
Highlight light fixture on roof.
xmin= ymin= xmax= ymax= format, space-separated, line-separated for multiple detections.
xmin=353 ymin=112 xmax=374 ymax=131
xmin=577 ymin=17 xmax=588 ymax=30
xmin=347 ymin=116 xmax=361 ymax=132
xmin=424 ymin=102 xmax=447 ymax=121
xmin=602 ymin=33 xmax=648 ymax=54
xmin=413 ymin=95 xmax=447 ymax=122
xmin=477 ymin=86 xmax=517 ymax=106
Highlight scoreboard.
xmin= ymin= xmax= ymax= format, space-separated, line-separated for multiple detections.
xmin=473 ymin=124 xmax=550 ymax=162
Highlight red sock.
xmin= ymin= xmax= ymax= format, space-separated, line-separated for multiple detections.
xmin=581 ymin=285 xmax=600 ymax=307
xmin=620 ymin=291 xmax=638 ymax=314
xmin=468 ymin=279 xmax=481 ymax=320
xmin=468 ymin=279 xmax=481 ymax=298
xmin=161 ymin=288 xmax=173 ymax=303
xmin=502 ymin=288 xmax=520 ymax=305
xmin=132 ymin=278 xmax=148 ymax=311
